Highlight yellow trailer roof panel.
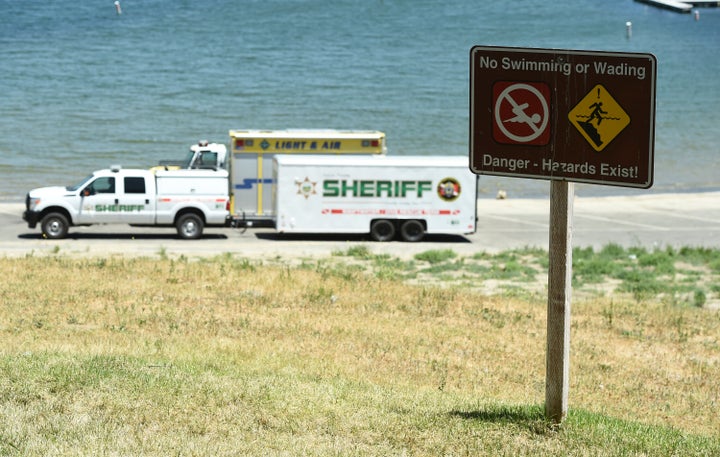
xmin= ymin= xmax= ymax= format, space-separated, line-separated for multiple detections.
xmin=229 ymin=129 xmax=386 ymax=155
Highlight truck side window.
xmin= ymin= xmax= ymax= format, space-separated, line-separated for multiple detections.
xmin=85 ymin=177 xmax=115 ymax=195
xmin=203 ymin=152 xmax=217 ymax=166
xmin=124 ymin=177 xmax=146 ymax=194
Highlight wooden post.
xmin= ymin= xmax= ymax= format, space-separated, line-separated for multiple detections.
xmin=545 ymin=180 xmax=574 ymax=423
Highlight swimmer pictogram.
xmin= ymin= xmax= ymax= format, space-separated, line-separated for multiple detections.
xmin=568 ymin=84 xmax=630 ymax=152
xmin=492 ymin=81 xmax=551 ymax=146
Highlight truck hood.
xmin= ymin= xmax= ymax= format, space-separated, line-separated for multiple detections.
xmin=28 ymin=186 xmax=76 ymax=198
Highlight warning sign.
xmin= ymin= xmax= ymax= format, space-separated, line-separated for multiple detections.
xmin=469 ymin=46 xmax=657 ymax=189
xmin=568 ymin=85 xmax=630 ymax=152
xmin=493 ymin=82 xmax=551 ymax=145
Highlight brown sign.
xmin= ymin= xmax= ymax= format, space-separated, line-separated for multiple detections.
xmin=470 ymin=46 xmax=656 ymax=188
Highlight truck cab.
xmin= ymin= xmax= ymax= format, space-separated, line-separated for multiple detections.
xmin=157 ymin=141 xmax=228 ymax=170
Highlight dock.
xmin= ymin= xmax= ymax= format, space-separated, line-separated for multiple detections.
xmin=635 ymin=0 xmax=720 ymax=12
xmin=635 ymin=0 xmax=693 ymax=13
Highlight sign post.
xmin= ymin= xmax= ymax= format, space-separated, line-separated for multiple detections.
xmin=469 ymin=46 xmax=656 ymax=423
xmin=546 ymin=180 xmax=573 ymax=422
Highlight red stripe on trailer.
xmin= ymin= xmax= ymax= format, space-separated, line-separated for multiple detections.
xmin=321 ymin=208 xmax=459 ymax=216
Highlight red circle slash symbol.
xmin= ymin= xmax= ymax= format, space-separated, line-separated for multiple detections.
xmin=492 ymin=81 xmax=551 ymax=146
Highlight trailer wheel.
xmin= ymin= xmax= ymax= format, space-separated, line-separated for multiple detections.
xmin=176 ymin=213 xmax=204 ymax=239
xmin=370 ymin=219 xmax=395 ymax=242
xmin=400 ymin=219 xmax=425 ymax=242
xmin=41 ymin=212 xmax=69 ymax=239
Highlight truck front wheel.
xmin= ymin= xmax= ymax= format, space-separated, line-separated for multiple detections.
xmin=176 ymin=213 xmax=204 ymax=239
xmin=41 ymin=212 xmax=69 ymax=239
xmin=370 ymin=219 xmax=395 ymax=242
xmin=400 ymin=220 xmax=425 ymax=242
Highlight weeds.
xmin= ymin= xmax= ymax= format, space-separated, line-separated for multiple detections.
xmin=414 ymin=249 xmax=457 ymax=264
xmin=404 ymin=244 xmax=720 ymax=305
xmin=333 ymin=243 xmax=719 ymax=302
xmin=335 ymin=244 xmax=373 ymax=260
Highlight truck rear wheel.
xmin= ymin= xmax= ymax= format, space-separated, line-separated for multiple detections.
xmin=41 ymin=212 xmax=69 ymax=239
xmin=176 ymin=213 xmax=204 ymax=239
xmin=370 ymin=219 xmax=395 ymax=242
xmin=400 ymin=219 xmax=425 ymax=242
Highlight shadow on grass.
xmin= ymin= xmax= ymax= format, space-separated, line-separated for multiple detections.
xmin=450 ymin=404 xmax=555 ymax=434
xmin=453 ymin=405 xmax=720 ymax=451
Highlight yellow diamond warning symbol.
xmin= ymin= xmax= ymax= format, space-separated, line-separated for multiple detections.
xmin=568 ymin=84 xmax=630 ymax=152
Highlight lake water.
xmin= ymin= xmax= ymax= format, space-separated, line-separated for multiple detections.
xmin=1 ymin=0 xmax=718 ymax=201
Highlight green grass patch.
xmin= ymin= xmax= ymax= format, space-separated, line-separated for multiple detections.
xmin=414 ymin=249 xmax=458 ymax=264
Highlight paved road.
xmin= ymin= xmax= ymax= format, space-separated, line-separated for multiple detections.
xmin=2 ymin=192 xmax=719 ymax=259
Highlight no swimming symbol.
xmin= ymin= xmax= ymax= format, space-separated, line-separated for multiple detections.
xmin=492 ymin=81 xmax=551 ymax=146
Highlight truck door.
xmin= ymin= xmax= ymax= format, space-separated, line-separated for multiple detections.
xmin=118 ymin=175 xmax=155 ymax=224
xmin=76 ymin=176 xmax=124 ymax=223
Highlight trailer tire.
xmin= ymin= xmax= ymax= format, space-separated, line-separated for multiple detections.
xmin=400 ymin=219 xmax=425 ymax=242
xmin=176 ymin=213 xmax=204 ymax=239
xmin=370 ymin=219 xmax=395 ymax=242
xmin=41 ymin=212 xmax=69 ymax=239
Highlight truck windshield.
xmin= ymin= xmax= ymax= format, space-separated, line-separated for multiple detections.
xmin=181 ymin=150 xmax=196 ymax=169
xmin=66 ymin=174 xmax=94 ymax=192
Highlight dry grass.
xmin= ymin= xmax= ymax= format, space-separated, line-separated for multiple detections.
xmin=0 ymin=254 xmax=718 ymax=455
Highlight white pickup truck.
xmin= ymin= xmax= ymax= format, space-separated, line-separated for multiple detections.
xmin=23 ymin=166 xmax=229 ymax=239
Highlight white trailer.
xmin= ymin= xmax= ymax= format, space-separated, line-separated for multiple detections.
xmin=272 ymin=155 xmax=477 ymax=241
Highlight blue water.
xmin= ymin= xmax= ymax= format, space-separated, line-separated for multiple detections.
xmin=1 ymin=0 xmax=719 ymax=201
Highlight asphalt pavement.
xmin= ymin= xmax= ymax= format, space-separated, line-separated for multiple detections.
xmin=2 ymin=192 xmax=719 ymax=259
